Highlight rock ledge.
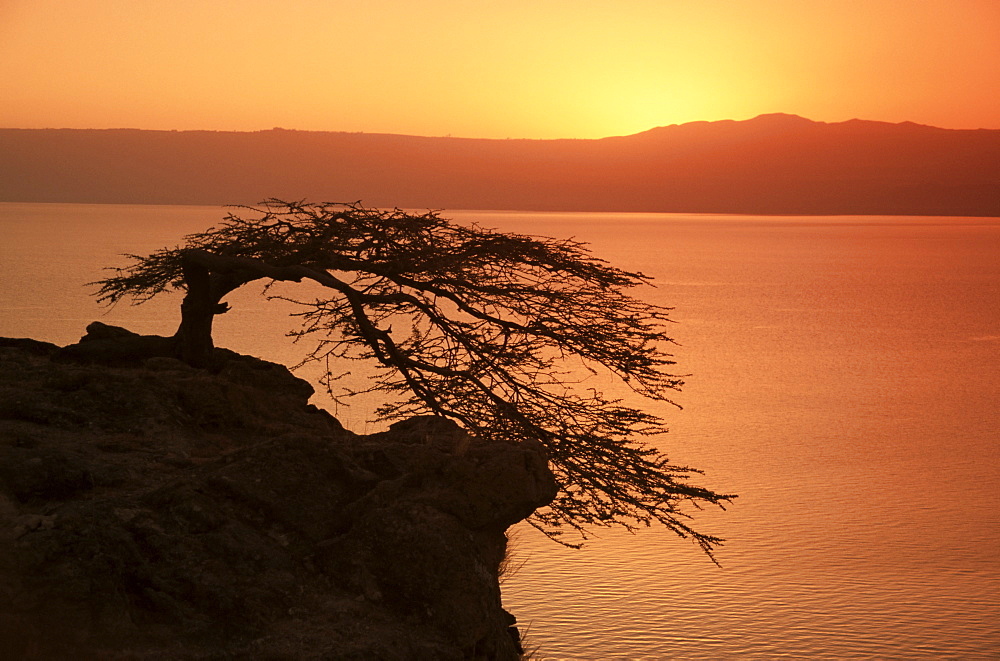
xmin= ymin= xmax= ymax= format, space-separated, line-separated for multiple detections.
xmin=0 ymin=325 xmax=558 ymax=659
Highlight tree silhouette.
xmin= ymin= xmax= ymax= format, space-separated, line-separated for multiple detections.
xmin=94 ymin=200 xmax=732 ymax=554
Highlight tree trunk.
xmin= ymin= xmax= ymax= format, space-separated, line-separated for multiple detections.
xmin=174 ymin=257 xmax=219 ymax=367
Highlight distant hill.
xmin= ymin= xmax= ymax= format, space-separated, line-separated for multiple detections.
xmin=2 ymin=114 xmax=998 ymax=215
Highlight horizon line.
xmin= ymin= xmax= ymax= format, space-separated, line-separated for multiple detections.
xmin=3 ymin=114 xmax=995 ymax=141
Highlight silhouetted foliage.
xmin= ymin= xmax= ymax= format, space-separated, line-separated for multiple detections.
xmin=95 ymin=200 xmax=732 ymax=555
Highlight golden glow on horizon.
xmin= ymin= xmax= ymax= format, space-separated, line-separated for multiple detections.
xmin=1 ymin=0 xmax=998 ymax=138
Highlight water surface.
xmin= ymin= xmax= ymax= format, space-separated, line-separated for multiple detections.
xmin=2 ymin=203 xmax=998 ymax=659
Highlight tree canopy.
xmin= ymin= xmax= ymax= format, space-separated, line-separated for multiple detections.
xmin=94 ymin=200 xmax=732 ymax=555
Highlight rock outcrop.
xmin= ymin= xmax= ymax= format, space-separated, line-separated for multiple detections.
xmin=0 ymin=324 xmax=558 ymax=659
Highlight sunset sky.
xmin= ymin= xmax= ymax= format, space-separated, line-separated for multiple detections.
xmin=2 ymin=0 xmax=998 ymax=139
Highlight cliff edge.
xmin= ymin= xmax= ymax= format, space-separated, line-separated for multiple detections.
xmin=0 ymin=324 xmax=558 ymax=659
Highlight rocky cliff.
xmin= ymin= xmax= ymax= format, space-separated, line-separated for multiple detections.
xmin=0 ymin=324 xmax=558 ymax=659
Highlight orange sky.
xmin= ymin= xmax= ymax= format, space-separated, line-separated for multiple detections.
xmin=1 ymin=0 xmax=998 ymax=138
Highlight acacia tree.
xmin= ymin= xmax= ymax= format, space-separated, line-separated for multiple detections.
xmin=95 ymin=200 xmax=732 ymax=555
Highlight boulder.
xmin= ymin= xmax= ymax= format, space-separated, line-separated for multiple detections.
xmin=0 ymin=327 xmax=558 ymax=659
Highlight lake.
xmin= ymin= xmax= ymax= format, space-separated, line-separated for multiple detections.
xmin=2 ymin=202 xmax=998 ymax=659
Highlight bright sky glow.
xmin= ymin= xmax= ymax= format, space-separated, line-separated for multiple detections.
xmin=2 ymin=0 xmax=998 ymax=138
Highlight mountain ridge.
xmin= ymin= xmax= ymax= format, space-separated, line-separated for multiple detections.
xmin=4 ymin=113 xmax=988 ymax=139
xmin=2 ymin=114 xmax=998 ymax=215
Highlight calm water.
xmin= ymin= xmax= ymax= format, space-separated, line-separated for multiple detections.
xmin=2 ymin=203 xmax=998 ymax=659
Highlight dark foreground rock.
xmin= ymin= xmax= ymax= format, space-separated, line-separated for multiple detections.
xmin=0 ymin=325 xmax=558 ymax=659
